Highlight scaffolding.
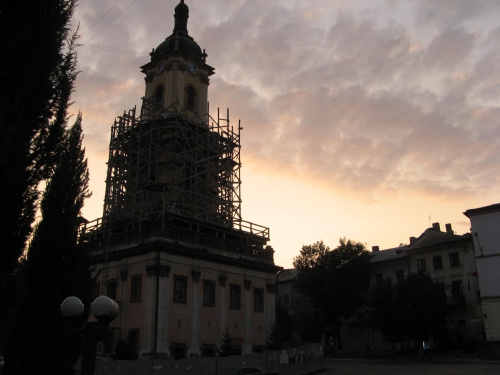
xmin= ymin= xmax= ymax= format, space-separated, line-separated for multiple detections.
xmin=102 ymin=97 xmax=243 ymax=230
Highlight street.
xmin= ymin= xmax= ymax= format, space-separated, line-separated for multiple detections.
xmin=324 ymin=358 xmax=500 ymax=375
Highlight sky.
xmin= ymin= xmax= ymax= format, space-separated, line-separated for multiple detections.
xmin=71 ymin=0 xmax=500 ymax=269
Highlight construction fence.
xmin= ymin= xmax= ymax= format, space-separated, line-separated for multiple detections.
xmin=91 ymin=343 xmax=324 ymax=375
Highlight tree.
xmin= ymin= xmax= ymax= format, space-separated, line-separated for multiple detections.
xmin=370 ymin=273 xmax=449 ymax=356
xmin=293 ymin=239 xmax=372 ymax=326
xmin=267 ymin=322 xmax=283 ymax=350
xmin=0 ymin=0 xmax=79 ymax=354
xmin=5 ymin=114 xmax=91 ymax=375
xmin=275 ymin=300 xmax=293 ymax=344
xmin=0 ymin=0 xmax=77 ymax=283
xmin=218 ymin=330 xmax=233 ymax=357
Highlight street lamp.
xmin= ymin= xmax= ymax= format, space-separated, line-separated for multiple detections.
xmin=61 ymin=296 xmax=119 ymax=375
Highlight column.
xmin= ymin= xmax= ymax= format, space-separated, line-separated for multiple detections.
xmin=243 ymin=279 xmax=252 ymax=355
xmin=145 ymin=264 xmax=171 ymax=356
xmin=266 ymin=283 xmax=276 ymax=330
xmin=144 ymin=265 xmax=157 ymax=354
xmin=218 ymin=275 xmax=228 ymax=345
xmin=156 ymin=265 xmax=171 ymax=355
xmin=188 ymin=271 xmax=201 ymax=357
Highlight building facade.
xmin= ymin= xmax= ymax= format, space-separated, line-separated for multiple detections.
xmin=465 ymin=203 xmax=500 ymax=344
xmin=342 ymin=223 xmax=483 ymax=355
xmin=278 ymin=223 xmax=484 ymax=355
xmin=81 ymin=1 xmax=280 ymax=358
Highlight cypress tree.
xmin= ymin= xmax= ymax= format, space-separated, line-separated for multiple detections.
xmin=0 ymin=0 xmax=79 ymax=355
xmin=6 ymin=113 xmax=92 ymax=375
xmin=0 ymin=0 xmax=77 ymax=286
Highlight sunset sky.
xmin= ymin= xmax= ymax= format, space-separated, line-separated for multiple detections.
xmin=71 ymin=0 xmax=500 ymax=268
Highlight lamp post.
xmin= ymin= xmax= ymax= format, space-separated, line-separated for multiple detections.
xmin=61 ymin=296 xmax=119 ymax=375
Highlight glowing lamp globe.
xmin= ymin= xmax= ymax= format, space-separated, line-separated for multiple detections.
xmin=60 ymin=296 xmax=85 ymax=318
xmin=91 ymin=296 xmax=119 ymax=319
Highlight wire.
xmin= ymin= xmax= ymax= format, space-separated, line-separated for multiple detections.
xmin=81 ymin=0 xmax=125 ymax=37
xmin=83 ymin=0 xmax=141 ymax=45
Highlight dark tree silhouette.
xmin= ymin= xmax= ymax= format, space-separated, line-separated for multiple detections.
xmin=293 ymin=239 xmax=371 ymax=325
xmin=6 ymin=114 xmax=91 ymax=375
xmin=275 ymin=300 xmax=293 ymax=344
xmin=0 ymin=1 xmax=79 ymax=356
xmin=370 ymin=273 xmax=449 ymax=357
xmin=0 ymin=0 xmax=77 ymax=285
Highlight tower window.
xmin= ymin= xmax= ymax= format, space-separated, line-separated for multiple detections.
xmin=186 ymin=85 xmax=196 ymax=110
xmin=154 ymin=85 xmax=164 ymax=103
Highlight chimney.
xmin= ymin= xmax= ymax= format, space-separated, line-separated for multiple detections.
xmin=410 ymin=236 xmax=417 ymax=244
xmin=445 ymin=223 xmax=453 ymax=234
xmin=372 ymin=246 xmax=379 ymax=252
xmin=432 ymin=222 xmax=441 ymax=231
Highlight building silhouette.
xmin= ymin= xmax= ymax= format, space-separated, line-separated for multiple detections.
xmin=81 ymin=0 xmax=280 ymax=358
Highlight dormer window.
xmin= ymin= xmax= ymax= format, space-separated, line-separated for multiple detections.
xmin=186 ymin=85 xmax=196 ymax=111
xmin=154 ymin=85 xmax=164 ymax=103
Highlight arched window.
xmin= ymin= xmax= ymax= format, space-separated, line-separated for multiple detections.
xmin=186 ymin=85 xmax=196 ymax=110
xmin=154 ymin=85 xmax=164 ymax=103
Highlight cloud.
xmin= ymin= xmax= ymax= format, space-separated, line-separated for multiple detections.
xmin=72 ymin=0 xmax=500 ymax=207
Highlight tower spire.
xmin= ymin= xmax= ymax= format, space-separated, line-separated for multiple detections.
xmin=174 ymin=0 xmax=189 ymax=35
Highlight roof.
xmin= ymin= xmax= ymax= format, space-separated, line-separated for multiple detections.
xmin=407 ymin=227 xmax=470 ymax=250
xmin=464 ymin=203 xmax=500 ymax=218
xmin=152 ymin=1 xmax=203 ymax=60
xmin=277 ymin=268 xmax=297 ymax=282
xmin=370 ymin=247 xmax=408 ymax=263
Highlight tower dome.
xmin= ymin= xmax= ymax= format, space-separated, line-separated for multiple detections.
xmin=152 ymin=1 xmax=202 ymax=59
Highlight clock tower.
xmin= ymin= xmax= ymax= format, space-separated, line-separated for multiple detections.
xmin=140 ymin=0 xmax=214 ymax=120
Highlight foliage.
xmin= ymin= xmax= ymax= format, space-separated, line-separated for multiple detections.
xmin=275 ymin=300 xmax=293 ymax=343
xmin=268 ymin=322 xmax=283 ymax=350
xmin=0 ymin=0 xmax=79 ymax=356
xmin=293 ymin=239 xmax=372 ymax=325
xmin=6 ymin=113 xmax=91 ymax=375
xmin=370 ymin=273 xmax=450 ymax=346
xmin=297 ymin=311 xmax=324 ymax=343
xmin=3 ymin=15 xmax=91 ymax=372
xmin=218 ymin=330 xmax=233 ymax=357
xmin=0 ymin=0 xmax=77 ymax=284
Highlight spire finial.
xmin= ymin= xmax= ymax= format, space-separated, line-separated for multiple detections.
xmin=174 ymin=0 xmax=189 ymax=34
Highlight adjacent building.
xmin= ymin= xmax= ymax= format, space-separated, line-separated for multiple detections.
xmin=278 ymin=223 xmax=484 ymax=355
xmin=343 ymin=223 xmax=483 ymax=355
xmin=81 ymin=1 xmax=280 ymax=358
xmin=464 ymin=203 xmax=500 ymax=344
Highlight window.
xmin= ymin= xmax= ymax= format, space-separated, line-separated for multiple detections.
xmin=449 ymin=252 xmax=460 ymax=267
xmin=451 ymin=280 xmax=462 ymax=296
xmin=395 ymin=270 xmax=404 ymax=285
xmin=186 ymin=86 xmax=196 ymax=110
xmin=203 ymin=279 xmax=216 ymax=306
xmin=106 ymin=279 xmax=117 ymax=300
xmin=375 ymin=273 xmax=384 ymax=286
xmin=417 ymin=258 xmax=427 ymax=273
xmin=229 ymin=283 xmax=241 ymax=310
xmin=174 ymin=275 xmax=188 ymax=303
xmin=254 ymin=288 xmax=264 ymax=312
xmin=154 ymin=85 xmax=164 ymax=103
xmin=130 ymin=274 xmax=142 ymax=302
xmin=433 ymin=255 xmax=443 ymax=270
